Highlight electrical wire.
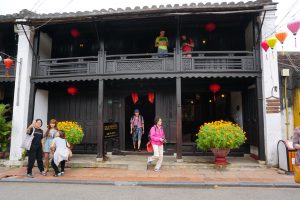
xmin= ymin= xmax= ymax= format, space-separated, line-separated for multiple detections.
xmin=262 ymin=0 xmax=299 ymax=40
xmin=29 ymin=0 xmax=74 ymax=31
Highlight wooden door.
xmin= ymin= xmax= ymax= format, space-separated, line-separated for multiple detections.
xmin=243 ymin=87 xmax=259 ymax=153
xmin=155 ymin=91 xmax=176 ymax=143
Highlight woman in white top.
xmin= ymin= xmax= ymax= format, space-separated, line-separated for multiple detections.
xmin=50 ymin=130 xmax=70 ymax=177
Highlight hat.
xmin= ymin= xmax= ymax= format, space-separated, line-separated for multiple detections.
xmin=134 ymin=109 xmax=140 ymax=113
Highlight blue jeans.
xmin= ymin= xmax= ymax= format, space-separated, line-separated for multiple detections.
xmin=132 ymin=127 xmax=143 ymax=142
xmin=157 ymin=48 xmax=168 ymax=58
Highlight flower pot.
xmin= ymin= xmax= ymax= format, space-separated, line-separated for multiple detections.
xmin=0 ymin=152 xmax=5 ymax=159
xmin=210 ymin=148 xmax=230 ymax=165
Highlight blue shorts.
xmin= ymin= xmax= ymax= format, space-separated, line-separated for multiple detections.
xmin=132 ymin=128 xmax=143 ymax=142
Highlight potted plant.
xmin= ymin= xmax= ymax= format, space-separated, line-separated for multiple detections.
xmin=57 ymin=121 xmax=84 ymax=148
xmin=195 ymin=120 xmax=247 ymax=165
xmin=0 ymin=104 xmax=12 ymax=159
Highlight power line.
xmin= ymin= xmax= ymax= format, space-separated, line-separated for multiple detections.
xmin=29 ymin=0 xmax=74 ymax=31
xmin=30 ymin=0 xmax=42 ymax=11
xmin=263 ymin=0 xmax=298 ymax=40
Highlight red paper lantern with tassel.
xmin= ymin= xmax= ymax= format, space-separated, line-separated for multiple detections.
xmin=205 ymin=22 xmax=216 ymax=32
xmin=3 ymin=58 xmax=13 ymax=77
xmin=209 ymin=83 xmax=220 ymax=101
xmin=131 ymin=92 xmax=139 ymax=104
xmin=148 ymin=92 xmax=155 ymax=104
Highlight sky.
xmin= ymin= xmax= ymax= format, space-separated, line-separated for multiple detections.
xmin=0 ymin=0 xmax=299 ymax=51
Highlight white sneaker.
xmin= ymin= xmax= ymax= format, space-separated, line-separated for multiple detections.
xmin=154 ymin=168 xmax=160 ymax=172
xmin=147 ymin=157 xmax=152 ymax=165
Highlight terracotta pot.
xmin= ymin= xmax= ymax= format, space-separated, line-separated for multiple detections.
xmin=210 ymin=148 xmax=230 ymax=165
xmin=0 ymin=152 xmax=5 ymax=159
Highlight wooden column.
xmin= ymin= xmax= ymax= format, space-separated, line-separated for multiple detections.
xmin=256 ymin=76 xmax=266 ymax=161
xmin=176 ymin=77 xmax=182 ymax=160
xmin=97 ymin=79 xmax=104 ymax=159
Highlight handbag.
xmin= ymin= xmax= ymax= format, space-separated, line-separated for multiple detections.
xmin=146 ymin=142 xmax=153 ymax=152
xmin=20 ymin=128 xmax=35 ymax=151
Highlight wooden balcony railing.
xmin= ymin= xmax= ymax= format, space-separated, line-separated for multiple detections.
xmin=35 ymin=51 xmax=258 ymax=77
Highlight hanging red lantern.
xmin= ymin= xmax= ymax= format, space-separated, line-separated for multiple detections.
xmin=131 ymin=92 xmax=139 ymax=104
xmin=261 ymin=40 xmax=269 ymax=59
xmin=70 ymin=28 xmax=80 ymax=38
xmin=3 ymin=58 xmax=13 ymax=77
xmin=67 ymin=86 xmax=78 ymax=95
xmin=209 ymin=83 xmax=220 ymax=101
xmin=148 ymin=92 xmax=155 ymax=104
xmin=287 ymin=20 xmax=300 ymax=47
xmin=3 ymin=58 xmax=13 ymax=69
xmin=205 ymin=22 xmax=216 ymax=32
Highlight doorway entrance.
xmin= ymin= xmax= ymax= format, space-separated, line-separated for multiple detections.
xmin=125 ymin=94 xmax=155 ymax=151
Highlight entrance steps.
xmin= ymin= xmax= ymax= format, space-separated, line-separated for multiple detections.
xmin=1 ymin=154 xmax=266 ymax=170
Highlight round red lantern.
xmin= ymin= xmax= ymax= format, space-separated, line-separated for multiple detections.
xmin=3 ymin=58 xmax=13 ymax=69
xmin=70 ymin=28 xmax=80 ymax=38
xmin=67 ymin=86 xmax=78 ymax=95
xmin=209 ymin=83 xmax=220 ymax=101
xmin=205 ymin=22 xmax=216 ymax=32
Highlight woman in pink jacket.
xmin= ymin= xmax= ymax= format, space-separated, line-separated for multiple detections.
xmin=147 ymin=117 xmax=166 ymax=172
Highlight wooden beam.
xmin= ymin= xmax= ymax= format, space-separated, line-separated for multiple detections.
xmin=256 ymin=77 xmax=265 ymax=161
xmin=176 ymin=77 xmax=182 ymax=160
xmin=97 ymin=79 xmax=104 ymax=159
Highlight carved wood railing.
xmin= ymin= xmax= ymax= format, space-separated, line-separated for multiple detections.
xmin=36 ymin=51 xmax=258 ymax=77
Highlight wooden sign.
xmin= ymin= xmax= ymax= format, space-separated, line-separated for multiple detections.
xmin=266 ymin=98 xmax=281 ymax=113
xmin=104 ymin=122 xmax=120 ymax=152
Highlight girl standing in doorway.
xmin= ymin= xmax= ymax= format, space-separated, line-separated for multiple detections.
xmin=147 ymin=117 xmax=166 ymax=172
xmin=43 ymin=119 xmax=58 ymax=172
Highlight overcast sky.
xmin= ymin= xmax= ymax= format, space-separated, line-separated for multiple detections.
xmin=0 ymin=0 xmax=299 ymax=51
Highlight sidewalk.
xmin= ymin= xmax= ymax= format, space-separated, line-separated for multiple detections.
xmin=0 ymin=155 xmax=298 ymax=188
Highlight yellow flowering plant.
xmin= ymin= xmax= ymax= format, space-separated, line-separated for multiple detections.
xmin=57 ymin=121 xmax=84 ymax=145
xmin=195 ymin=120 xmax=247 ymax=151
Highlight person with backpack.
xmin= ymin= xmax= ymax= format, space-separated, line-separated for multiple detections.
xmin=130 ymin=109 xmax=144 ymax=152
xmin=147 ymin=117 xmax=166 ymax=172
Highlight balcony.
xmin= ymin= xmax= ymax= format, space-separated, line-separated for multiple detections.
xmin=35 ymin=51 xmax=258 ymax=79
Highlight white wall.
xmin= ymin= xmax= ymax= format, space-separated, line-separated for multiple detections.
xmin=230 ymin=91 xmax=243 ymax=128
xmin=281 ymin=107 xmax=294 ymax=141
xmin=260 ymin=5 xmax=283 ymax=166
xmin=9 ymin=25 xmax=34 ymax=161
xmin=33 ymin=89 xmax=49 ymax=131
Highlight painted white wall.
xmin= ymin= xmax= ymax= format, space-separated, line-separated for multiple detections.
xmin=230 ymin=91 xmax=243 ymax=128
xmin=39 ymin=32 xmax=52 ymax=59
xmin=281 ymin=107 xmax=294 ymax=141
xmin=33 ymin=89 xmax=49 ymax=131
xmin=9 ymin=24 xmax=34 ymax=161
xmin=260 ymin=5 xmax=283 ymax=166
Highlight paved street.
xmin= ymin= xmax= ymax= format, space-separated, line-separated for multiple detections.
xmin=0 ymin=182 xmax=299 ymax=200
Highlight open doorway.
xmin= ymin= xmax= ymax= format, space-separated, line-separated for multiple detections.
xmin=125 ymin=95 xmax=155 ymax=151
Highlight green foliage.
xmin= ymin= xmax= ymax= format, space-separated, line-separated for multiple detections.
xmin=195 ymin=120 xmax=247 ymax=151
xmin=0 ymin=104 xmax=12 ymax=152
xmin=57 ymin=121 xmax=84 ymax=145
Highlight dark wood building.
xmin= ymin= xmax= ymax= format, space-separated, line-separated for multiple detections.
xmin=1 ymin=1 xmax=276 ymax=160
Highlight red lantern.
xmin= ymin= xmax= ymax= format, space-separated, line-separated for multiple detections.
xmin=70 ymin=28 xmax=80 ymax=38
xmin=67 ymin=86 xmax=78 ymax=95
xmin=131 ymin=92 xmax=139 ymax=104
xmin=205 ymin=22 xmax=216 ymax=32
xmin=209 ymin=83 xmax=220 ymax=101
xmin=3 ymin=58 xmax=13 ymax=69
xmin=261 ymin=40 xmax=269 ymax=59
xmin=3 ymin=58 xmax=13 ymax=77
xmin=148 ymin=92 xmax=155 ymax=104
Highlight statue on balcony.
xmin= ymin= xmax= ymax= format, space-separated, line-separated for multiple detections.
xmin=155 ymin=30 xmax=169 ymax=58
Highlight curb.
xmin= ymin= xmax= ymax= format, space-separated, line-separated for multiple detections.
xmin=0 ymin=178 xmax=299 ymax=188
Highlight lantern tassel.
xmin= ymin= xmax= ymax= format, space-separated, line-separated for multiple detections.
xmin=295 ymin=37 xmax=297 ymax=48
xmin=5 ymin=70 xmax=9 ymax=77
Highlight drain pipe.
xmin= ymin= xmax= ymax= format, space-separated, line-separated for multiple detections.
xmin=282 ymin=69 xmax=290 ymax=140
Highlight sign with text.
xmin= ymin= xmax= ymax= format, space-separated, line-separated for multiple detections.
xmin=104 ymin=122 xmax=120 ymax=152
